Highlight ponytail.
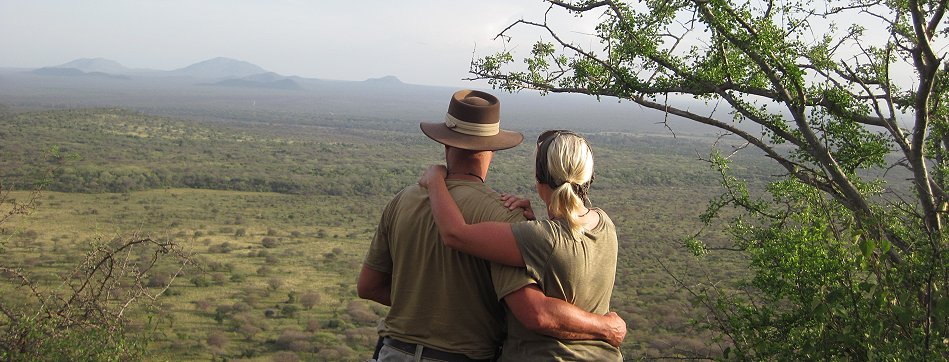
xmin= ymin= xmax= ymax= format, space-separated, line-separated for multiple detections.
xmin=535 ymin=131 xmax=595 ymax=238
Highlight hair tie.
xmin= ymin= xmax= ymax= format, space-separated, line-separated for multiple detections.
xmin=572 ymin=182 xmax=591 ymax=199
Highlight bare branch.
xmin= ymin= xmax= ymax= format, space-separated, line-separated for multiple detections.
xmin=547 ymin=0 xmax=610 ymax=12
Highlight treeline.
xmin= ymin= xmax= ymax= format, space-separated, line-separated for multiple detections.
xmin=16 ymin=165 xmax=416 ymax=196
xmin=1 ymin=108 xmax=772 ymax=196
xmin=2 ymin=108 xmax=427 ymax=196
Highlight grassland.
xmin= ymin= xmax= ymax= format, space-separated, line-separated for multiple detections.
xmin=0 ymin=108 xmax=769 ymax=360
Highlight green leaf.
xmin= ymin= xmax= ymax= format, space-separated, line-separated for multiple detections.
xmin=935 ymin=296 xmax=949 ymax=319
xmin=826 ymin=288 xmax=845 ymax=304
xmin=859 ymin=237 xmax=874 ymax=258
xmin=879 ymin=239 xmax=891 ymax=254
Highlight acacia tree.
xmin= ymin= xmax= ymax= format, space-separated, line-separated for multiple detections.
xmin=0 ymin=159 xmax=192 ymax=360
xmin=471 ymin=0 xmax=948 ymax=359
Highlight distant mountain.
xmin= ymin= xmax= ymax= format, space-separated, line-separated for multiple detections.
xmin=31 ymin=67 xmax=129 ymax=80
xmin=32 ymin=67 xmax=86 ymax=76
xmin=364 ymin=75 xmax=404 ymax=85
xmin=0 ymin=65 xmax=701 ymax=134
xmin=169 ymin=57 xmax=267 ymax=79
xmin=57 ymin=58 xmax=130 ymax=74
xmin=240 ymin=72 xmax=291 ymax=83
xmin=212 ymin=72 xmax=302 ymax=90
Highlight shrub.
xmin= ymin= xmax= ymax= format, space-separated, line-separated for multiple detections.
xmin=275 ymin=328 xmax=310 ymax=352
xmin=190 ymin=275 xmax=211 ymax=287
xmin=300 ymin=292 xmax=321 ymax=310
xmin=194 ymin=299 xmax=213 ymax=312
xmin=146 ymin=272 xmax=171 ymax=288
xmin=208 ymin=242 xmax=232 ymax=253
xmin=206 ymin=330 xmax=228 ymax=351
xmin=271 ymin=351 xmax=300 ymax=362
xmin=346 ymin=301 xmax=378 ymax=324
xmin=268 ymin=278 xmax=284 ymax=291
xmin=238 ymin=322 xmax=262 ymax=341
xmin=281 ymin=304 xmax=299 ymax=318
xmin=261 ymin=237 xmax=278 ymax=248
xmin=345 ymin=327 xmax=377 ymax=348
xmin=304 ymin=318 xmax=321 ymax=332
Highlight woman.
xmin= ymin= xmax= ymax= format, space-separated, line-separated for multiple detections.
xmin=419 ymin=130 xmax=621 ymax=361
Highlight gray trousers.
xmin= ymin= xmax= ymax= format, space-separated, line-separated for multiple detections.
xmin=374 ymin=344 xmax=452 ymax=362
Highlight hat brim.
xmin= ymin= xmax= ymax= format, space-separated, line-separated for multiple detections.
xmin=420 ymin=122 xmax=523 ymax=151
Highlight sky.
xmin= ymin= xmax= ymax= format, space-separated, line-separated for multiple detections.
xmin=0 ymin=0 xmax=600 ymax=88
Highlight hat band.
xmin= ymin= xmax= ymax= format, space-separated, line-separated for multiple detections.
xmin=445 ymin=113 xmax=500 ymax=137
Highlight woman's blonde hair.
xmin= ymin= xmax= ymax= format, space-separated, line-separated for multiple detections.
xmin=535 ymin=131 xmax=595 ymax=238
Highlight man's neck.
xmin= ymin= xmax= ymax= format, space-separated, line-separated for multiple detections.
xmin=445 ymin=165 xmax=487 ymax=183
xmin=446 ymin=171 xmax=485 ymax=183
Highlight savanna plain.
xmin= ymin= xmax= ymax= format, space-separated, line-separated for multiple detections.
xmin=0 ymin=94 xmax=775 ymax=360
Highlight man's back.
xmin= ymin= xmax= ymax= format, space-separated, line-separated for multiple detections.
xmin=363 ymin=179 xmax=525 ymax=359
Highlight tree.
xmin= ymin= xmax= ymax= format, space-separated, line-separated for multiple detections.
xmin=0 ymin=234 xmax=190 ymax=360
xmin=471 ymin=0 xmax=948 ymax=360
xmin=301 ymin=292 xmax=322 ymax=310
xmin=206 ymin=330 xmax=229 ymax=358
xmin=0 ymin=153 xmax=195 ymax=360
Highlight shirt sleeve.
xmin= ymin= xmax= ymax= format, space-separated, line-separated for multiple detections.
xmin=483 ymin=190 xmax=534 ymax=299
xmin=510 ymin=220 xmax=557 ymax=288
xmin=490 ymin=263 xmax=534 ymax=300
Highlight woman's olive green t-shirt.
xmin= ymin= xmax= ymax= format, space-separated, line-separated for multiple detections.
xmin=498 ymin=208 xmax=622 ymax=361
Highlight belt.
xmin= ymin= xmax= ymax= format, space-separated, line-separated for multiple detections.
xmin=382 ymin=337 xmax=490 ymax=362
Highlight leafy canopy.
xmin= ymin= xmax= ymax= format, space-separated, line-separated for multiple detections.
xmin=471 ymin=0 xmax=948 ymax=359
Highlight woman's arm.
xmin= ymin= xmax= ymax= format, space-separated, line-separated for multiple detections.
xmin=419 ymin=165 xmax=525 ymax=267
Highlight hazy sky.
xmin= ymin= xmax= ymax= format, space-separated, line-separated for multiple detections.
xmin=0 ymin=0 xmax=600 ymax=87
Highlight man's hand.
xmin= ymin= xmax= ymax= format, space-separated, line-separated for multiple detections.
xmin=418 ymin=164 xmax=448 ymax=189
xmin=504 ymin=285 xmax=628 ymax=346
xmin=603 ymin=311 xmax=627 ymax=347
xmin=500 ymin=193 xmax=536 ymax=220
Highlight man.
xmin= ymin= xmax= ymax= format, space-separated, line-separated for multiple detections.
xmin=358 ymin=90 xmax=625 ymax=361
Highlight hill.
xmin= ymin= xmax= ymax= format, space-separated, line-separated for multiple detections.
xmin=168 ymin=57 xmax=268 ymax=79
xmin=363 ymin=75 xmax=404 ymax=85
xmin=57 ymin=57 xmax=130 ymax=74
xmin=211 ymin=72 xmax=303 ymax=90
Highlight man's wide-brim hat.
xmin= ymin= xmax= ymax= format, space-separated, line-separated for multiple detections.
xmin=420 ymin=89 xmax=523 ymax=151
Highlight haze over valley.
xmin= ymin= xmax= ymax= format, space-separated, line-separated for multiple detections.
xmin=0 ymin=57 xmax=717 ymax=136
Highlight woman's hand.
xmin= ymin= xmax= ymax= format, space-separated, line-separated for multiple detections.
xmin=418 ymin=164 xmax=448 ymax=189
xmin=501 ymin=193 xmax=536 ymax=220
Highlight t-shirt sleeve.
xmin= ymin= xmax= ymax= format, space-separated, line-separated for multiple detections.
xmin=490 ymin=263 xmax=534 ymax=301
xmin=466 ymin=189 xmax=533 ymax=300
xmin=510 ymin=220 xmax=557 ymax=287
xmin=363 ymin=196 xmax=396 ymax=273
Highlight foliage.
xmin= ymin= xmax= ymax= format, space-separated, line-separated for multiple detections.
xmin=0 ymin=108 xmax=732 ymax=196
xmin=0 ymin=231 xmax=191 ymax=360
xmin=0 ymin=158 xmax=194 ymax=360
xmin=471 ymin=0 xmax=949 ymax=359
xmin=0 ymin=108 xmax=429 ymax=196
